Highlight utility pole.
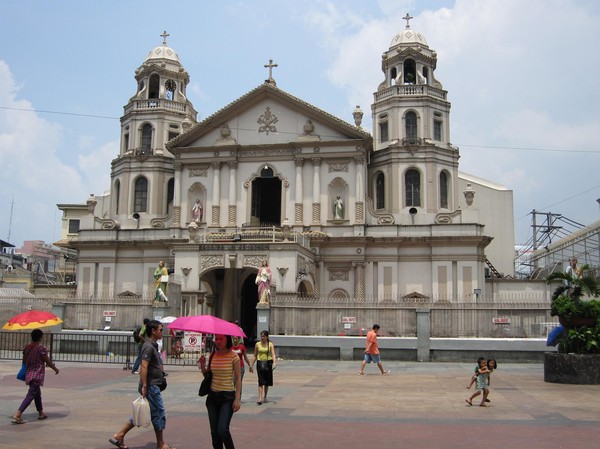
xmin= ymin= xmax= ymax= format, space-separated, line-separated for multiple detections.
xmin=7 ymin=194 xmax=14 ymax=242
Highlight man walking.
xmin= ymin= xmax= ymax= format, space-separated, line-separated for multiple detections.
xmin=110 ymin=320 xmax=174 ymax=449
xmin=359 ymin=324 xmax=390 ymax=375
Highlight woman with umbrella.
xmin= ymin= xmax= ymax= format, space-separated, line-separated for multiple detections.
xmin=198 ymin=334 xmax=241 ymax=449
xmin=11 ymin=329 xmax=59 ymax=424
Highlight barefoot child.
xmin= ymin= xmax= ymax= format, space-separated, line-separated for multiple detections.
xmin=465 ymin=358 xmax=490 ymax=406
xmin=484 ymin=358 xmax=497 ymax=403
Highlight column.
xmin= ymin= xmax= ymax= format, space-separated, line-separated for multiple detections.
xmin=294 ymin=158 xmax=304 ymax=224
xmin=222 ymin=269 xmax=235 ymax=320
xmin=354 ymin=154 xmax=365 ymax=223
xmin=353 ymin=261 xmax=365 ymax=301
xmin=311 ymin=157 xmax=321 ymax=224
xmin=211 ymin=162 xmax=221 ymax=226
xmin=416 ymin=308 xmax=431 ymax=362
xmin=173 ymin=162 xmax=182 ymax=227
xmin=312 ymin=261 xmax=320 ymax=298
xmin=228 ymin=161 xmax=237 ymax=225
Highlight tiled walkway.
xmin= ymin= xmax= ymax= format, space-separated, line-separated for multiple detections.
xmin=1 ymin=359 xmax=599 ymax=449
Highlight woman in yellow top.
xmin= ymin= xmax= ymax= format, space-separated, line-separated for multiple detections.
xmin=199 ymin=334 xmax=241 ymax=449
xmin=250 ymin=330 xmax=277 ymax=405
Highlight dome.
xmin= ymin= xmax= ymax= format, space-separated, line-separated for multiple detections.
xmin=390 ymin=28 xmax=428 ymax=48
xmin=145 ymin=44 xmax=181 ymax=63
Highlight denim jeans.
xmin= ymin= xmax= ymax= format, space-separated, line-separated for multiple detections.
xmin=206 ymin=391 xmax=235 ymax=449
xmin=133 ymin=384 xmax=166 ymax=432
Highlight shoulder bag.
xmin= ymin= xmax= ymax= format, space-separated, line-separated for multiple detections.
xmin=198 ymin=352 xmax=214 ymax=396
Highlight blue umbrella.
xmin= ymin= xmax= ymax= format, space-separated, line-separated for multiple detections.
xmin=546 ymin=324 xmax=564 ymax=346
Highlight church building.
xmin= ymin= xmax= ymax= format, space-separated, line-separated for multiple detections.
xmin=57 ymin=21 xmax=514 ymax=335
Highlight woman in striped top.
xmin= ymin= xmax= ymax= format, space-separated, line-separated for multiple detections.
xmin=199 ymin=334 xmax=241 ymax=449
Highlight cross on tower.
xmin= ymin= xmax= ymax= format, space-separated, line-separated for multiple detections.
xmin=403 ymin=13 xmax=413 ymax=29
xmin=160 ymin=30 xmax=170 ymax=45
xmin=264 ymin=59 xmax=278 ymax=85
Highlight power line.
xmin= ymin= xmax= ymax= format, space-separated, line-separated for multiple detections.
xmin=457 ymin=144 xmax=600 ymax=154
xmin=3 ymin=104 xmax=600 ymax=154
xmin=0 ymin=106 xmax=119 ymax=120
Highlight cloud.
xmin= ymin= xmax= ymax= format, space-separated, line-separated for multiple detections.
xmin=0 ymin=60 xmax=114 ymax=246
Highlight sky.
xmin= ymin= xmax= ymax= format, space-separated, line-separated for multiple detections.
xmin=1 ymin=0 xmax=600 ymax=251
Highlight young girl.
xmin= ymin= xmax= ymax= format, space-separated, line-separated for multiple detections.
xmin=484 ymin=358 xmax=497 ymax=403
xmin=465 ymin=358 xmax=490 ymax=406
xmin=232 ymin=336 xmax=251 ymax=397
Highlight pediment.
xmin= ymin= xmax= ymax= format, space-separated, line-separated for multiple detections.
xmin=401 ymin=291 xmax=430 ymax=303
xmin=116 ymin=290 xmax=141 ymax=298
xmin=168 ymin=83 xmax=371 ymax=151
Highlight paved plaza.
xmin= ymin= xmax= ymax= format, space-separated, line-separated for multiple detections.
xmin=1 ymin=358 xmax=599 ymax=449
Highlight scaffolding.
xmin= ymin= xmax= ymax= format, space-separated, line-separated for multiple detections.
xmin=515 ymin=210 xmax=600 ymax=279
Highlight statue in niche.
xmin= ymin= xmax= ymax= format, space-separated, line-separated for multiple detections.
xmin=192 ymin=199 xmax=203 ymax=222
xmin=334 ymin=195 xmax=344 ymax=220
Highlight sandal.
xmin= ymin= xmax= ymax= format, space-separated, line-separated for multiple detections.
xmin=38 ymin=413 xmax=48 ymax=420
xmin=465 ymin=399 xmax=472 ymax=406
xmin=109 ymin=437 xmax=129 ymax=449
xmin=11 ymin=417 xmax=25 ymax=424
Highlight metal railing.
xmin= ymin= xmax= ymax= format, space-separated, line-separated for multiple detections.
xmin=0 ymin=331 xmax=200 ymax=367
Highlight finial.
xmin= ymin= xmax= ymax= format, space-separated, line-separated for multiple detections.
xmin=264 ymin=59 xmax=279 ymax=86
xmin=160 ymin=30 xmax=170 ymax=45
xmin=403 ymin=13 xmax=413 ymax=29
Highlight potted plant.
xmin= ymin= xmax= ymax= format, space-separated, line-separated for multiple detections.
xmin=547 ymin=264 xmax=600 ymax=327
xmin=545 ymin=265 xmax=600 ymax=384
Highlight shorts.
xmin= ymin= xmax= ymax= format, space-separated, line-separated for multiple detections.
xmin=364 ymin=353 xmax=381 ymax=364
xmin=129 ymin=384 xmax=166 ymax=432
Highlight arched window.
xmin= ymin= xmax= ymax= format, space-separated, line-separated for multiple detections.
xmin=403 ymin=59 xmax=416 ymax=84
xmin=405 ymin=169 xmax=421 ymax=207
xmin=440 ymin=171 xmax=448 ymax=209
xmin=114 ymin=180 xmax=120 ymax=215
xmin=134 ymin=177 xmax=148 ymax=213
xmin=141 ymin=124 xmax=152 ymax=154
xmin=149 ymin=74 xmax=160 ymax=99
xmin=405 ymin=111 xmax=417 ymax=144
xmin=166 ymin=178 xmax=174 ymax=209
xmin=376 ymin=172 xmax=385 ymax=210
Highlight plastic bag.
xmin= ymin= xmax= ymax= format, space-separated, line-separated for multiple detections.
xmin=132 ymin=396 xmax=151 ymax=427
xmin=17 ymin=362 xmax=26 ymax=381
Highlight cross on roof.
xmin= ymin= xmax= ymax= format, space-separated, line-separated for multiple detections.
xmin=160 ymin=30 xmax=170 ymax=45
xmin=264 ymin=59 xmax=278 ymax=85
xmin=403 ymin=13 xmax=413 ymax=29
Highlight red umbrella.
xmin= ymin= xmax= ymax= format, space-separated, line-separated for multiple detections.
xmin=3 ymin=310 xmax=63 ymax=330
xmin=167 ymin=315 xmax=246 ymax=337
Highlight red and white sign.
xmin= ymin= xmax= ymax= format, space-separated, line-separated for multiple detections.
xmin=342 ymin=317 xmax=357 ymax=324
xmin=492 ymin=317 xmax=511 ymax=324
xmin=183 ymin=332 xmax=204 ymax=352
xmin=102 ymin=311 xmax=116 ymax=317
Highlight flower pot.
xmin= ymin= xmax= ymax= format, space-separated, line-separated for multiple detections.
xmin=558 ymin=316 xmax=597 ymax=328
xmin=544 ymin=352 xmax=600 ymax=384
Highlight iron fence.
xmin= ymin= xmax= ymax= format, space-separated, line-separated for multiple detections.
xmin=0 ymin=331 xmax=200 ymax=367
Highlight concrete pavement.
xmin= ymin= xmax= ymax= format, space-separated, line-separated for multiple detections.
xmin=1 ymin=359 xmax=599 ymax=449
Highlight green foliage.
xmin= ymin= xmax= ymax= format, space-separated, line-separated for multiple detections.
xmin=557 ymin=325 xmax=600 ymax=354
xmin=548 ymin=267 xmax=600 ymax=353
xmin=550 ymin=296 xmax=600 ymax=319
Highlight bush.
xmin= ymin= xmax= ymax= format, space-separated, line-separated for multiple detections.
xmin=557 ymin=325 xmax=600 ymax=354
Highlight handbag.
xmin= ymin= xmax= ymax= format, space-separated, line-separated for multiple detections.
xmin=198 ymin=352 xmax=214 ymax=397
xmin=17 ymin=362 xmax=26 ymax=381
xmin=132 ymin=396 xmax=151 ymax=427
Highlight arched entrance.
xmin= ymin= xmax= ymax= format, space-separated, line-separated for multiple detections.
xmin=251 ymin=166 xmax=282 ymax=225
xmin=241 ymin=274 xmax=259 ymax=343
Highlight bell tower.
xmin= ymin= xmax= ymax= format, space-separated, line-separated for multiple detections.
xmin=110 ymin=31 xmax=198 ymax=224
xmin=370 ymin=15 xmax=460 ymax=218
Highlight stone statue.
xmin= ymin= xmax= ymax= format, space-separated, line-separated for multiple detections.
xmin=334 ymin=195 xmax=344 ymax=220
